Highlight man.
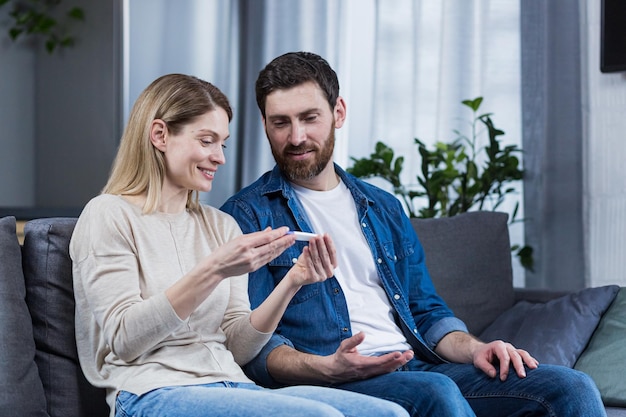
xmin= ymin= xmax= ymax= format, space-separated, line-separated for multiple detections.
xmin=221 ymin=51 xmax=606 ymax=416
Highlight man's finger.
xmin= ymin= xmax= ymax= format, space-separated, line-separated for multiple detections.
xmin=339 ymin=332 xmax=366 ymax=351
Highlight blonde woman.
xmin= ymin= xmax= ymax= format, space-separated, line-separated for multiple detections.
xmin=70 ymin=74 xmax=408 ymax=417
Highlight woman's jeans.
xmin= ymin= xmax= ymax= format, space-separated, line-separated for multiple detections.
xmin=339 ymin=360 xmax=607 ymax=417
xmin=114 ymin=381 xmax=409 ymax=417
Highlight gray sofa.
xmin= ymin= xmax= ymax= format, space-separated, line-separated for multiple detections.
xmin=1 ymin=212 xmax=624 ymax=417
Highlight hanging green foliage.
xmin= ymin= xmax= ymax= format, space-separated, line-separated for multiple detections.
xmin=0 ymin=0 xmax=85 ymax=53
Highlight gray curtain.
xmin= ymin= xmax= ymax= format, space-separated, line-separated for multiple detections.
xmin=521 ymin=0 xmax=584 ymax=291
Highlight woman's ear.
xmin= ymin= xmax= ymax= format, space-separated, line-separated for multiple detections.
xmin=150 ymin=119 xmax=168 ymax=152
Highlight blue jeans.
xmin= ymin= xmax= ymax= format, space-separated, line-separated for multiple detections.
xmin=114 ymin=381 xmax=409 ymax=417
xmin=338 ymin=360 xmax=607 ymax=417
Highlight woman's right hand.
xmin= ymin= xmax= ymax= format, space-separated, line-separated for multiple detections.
xmin=207 ymin=226 xmax=296 ymax=279
xmin=166 ymin=227 xmax=295 ymax=320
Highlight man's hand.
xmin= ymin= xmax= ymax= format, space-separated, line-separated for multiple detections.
xmin=472 ymin=340 xmax=539 ymax=381
xmin=266 ymin=332 xmax=413 ymax=385
xmin=435 ymin=331 xmax=539 ymax=381
xmin=321 ymin=332 xmax=414 ymax=383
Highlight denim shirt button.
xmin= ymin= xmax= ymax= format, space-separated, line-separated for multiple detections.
xmin=333 ymin=288 xmax=340 ymax=294
xmin=342 ymin=327 xmax=349 ymax=332
xmin=413 ymin=328 xmax=418 ymax=333
xmin=393 ymin=294 xmax=401 ymax=300
xmin=361 ymin=222 xmax=367 ymax=228
xmin=377 ymin=258 xmax=382 ymax=264
xmin=291 ymin=258 xmax=298 ymax=264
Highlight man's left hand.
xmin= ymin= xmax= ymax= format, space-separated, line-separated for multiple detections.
xmin=473 ymin=340 xmax=539 ymax=381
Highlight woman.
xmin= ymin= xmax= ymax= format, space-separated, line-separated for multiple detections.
xmin=69 ymin=74 xmax=408 ymax=417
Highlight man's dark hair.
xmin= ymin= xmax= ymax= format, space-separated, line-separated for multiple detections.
xmin=255 ymin=51 xmax=340 ymax=118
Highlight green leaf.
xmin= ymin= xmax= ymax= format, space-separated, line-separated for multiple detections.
xmin=461 ymin=97 xmax=483 ymax=111
xmin=393 ymin=156 xmax=404 ymax=176
xmin=381 ymin=147 xmax=393 ymax=166
xmin=45 ymin=38 xmax=57 ymax=53
xmin=516 ymin=245 xmax=534 ymax=272
xmin=9 ymin=27 xmax=22 ymax=39
xmin=35 ymin=16 xmax=57 ymax=33
xmin=67 ymin=7 xmax=84 ymax=20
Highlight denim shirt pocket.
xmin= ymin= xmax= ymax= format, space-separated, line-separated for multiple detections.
xmin=381 ymin=238 xmax=415 ymax=264
xmin=268 ymin=242 xmax=320 ymax=305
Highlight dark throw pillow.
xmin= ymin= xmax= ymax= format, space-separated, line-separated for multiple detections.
xmin=574 ymin=287 xmax=626 ymax=407
xmin=0 ymin=216 xmax=49 ymax=416
xmin=479 ymin=285 xmax=620 ymax=368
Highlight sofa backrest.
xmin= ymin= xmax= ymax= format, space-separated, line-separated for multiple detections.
xmin=411 ymin=211 xmax=516 ymax=335
xmin=2 ymin=211 xmax=514 ymax=416
xmin=0 ymin=216 xmax=49 ymax=417
xmin=22 ymin=217 xmax=108 ymax=417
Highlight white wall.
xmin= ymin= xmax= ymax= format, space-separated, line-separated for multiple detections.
xmin=583 ymin=1 xmax=626 ymax=287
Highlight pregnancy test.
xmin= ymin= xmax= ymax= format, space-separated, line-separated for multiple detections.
xmin=287 ymin=231 xmax=318 ymax=241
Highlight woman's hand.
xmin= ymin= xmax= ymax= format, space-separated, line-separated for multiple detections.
xmin=167 ymin=227 xmax=295 ymax=320
xmin=208 ymin=226 xmax=296 ymax=280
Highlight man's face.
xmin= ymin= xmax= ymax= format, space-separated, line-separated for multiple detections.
xmin=263 ymin=81 xmax=344 ymax=185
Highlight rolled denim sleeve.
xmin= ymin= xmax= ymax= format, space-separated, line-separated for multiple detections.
xmin=423 ymin=316 xmax=469 ymax=350
xmin=243 ymin=333 xmax=294 ymax=388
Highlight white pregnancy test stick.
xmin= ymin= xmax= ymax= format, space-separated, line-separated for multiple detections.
xmin=287 ymin=231 xmax=318 ymax=241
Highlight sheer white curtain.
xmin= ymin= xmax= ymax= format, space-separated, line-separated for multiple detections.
xmin=340 ymin=0 xmax=521 ymax=185
xmin=338 ymin=0 xmax=523 ymax=284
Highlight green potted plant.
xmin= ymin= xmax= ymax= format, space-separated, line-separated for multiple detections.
xmin=347 ymin=97 xmax=532 ymax=271
xmin=0 ymin=0 xmax=85 ymax=53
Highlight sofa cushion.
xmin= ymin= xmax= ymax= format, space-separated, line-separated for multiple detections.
xmin=479 ymin=285 xmax=619 ymax=368
xmin=411 ymin=211 xmax=516 ymax=335
xmin=575 ymin=287 xmax=626 ymax=407
xmin=0 ymin=216 xmax=49 ymax=417
xmin=22 ymin=218 xmax=108 ymax=417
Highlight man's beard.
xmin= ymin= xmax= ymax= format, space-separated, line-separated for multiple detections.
xmin=269 ymin=126 xmax=335 ymax=182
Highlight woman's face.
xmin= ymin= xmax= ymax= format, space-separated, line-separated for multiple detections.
xmin=158 ymin=108 xmax=230 ymax=195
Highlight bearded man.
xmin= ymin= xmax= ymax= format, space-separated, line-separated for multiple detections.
xmin=220 ymin=51 xmax=606 ymax=417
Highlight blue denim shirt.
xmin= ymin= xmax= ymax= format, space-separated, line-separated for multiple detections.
xmin=220 ymin=164 xmax=468 ymax=387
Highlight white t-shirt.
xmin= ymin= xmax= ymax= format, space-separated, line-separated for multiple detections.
xmin=293 ymin=181 xmax=412 ymax=355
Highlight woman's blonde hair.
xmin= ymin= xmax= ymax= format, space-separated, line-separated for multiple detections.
xmin=102 ymin=74 xmax=232 ymax=213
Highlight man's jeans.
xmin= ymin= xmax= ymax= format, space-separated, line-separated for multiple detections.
xmin=338 ymin=360 xmax=607 ymax=417
xmin=114 ymin=381 xmax=409 ymax=417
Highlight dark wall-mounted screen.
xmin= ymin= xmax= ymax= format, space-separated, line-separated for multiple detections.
xmin=601 ymin=0 xmax=626 ymax=72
